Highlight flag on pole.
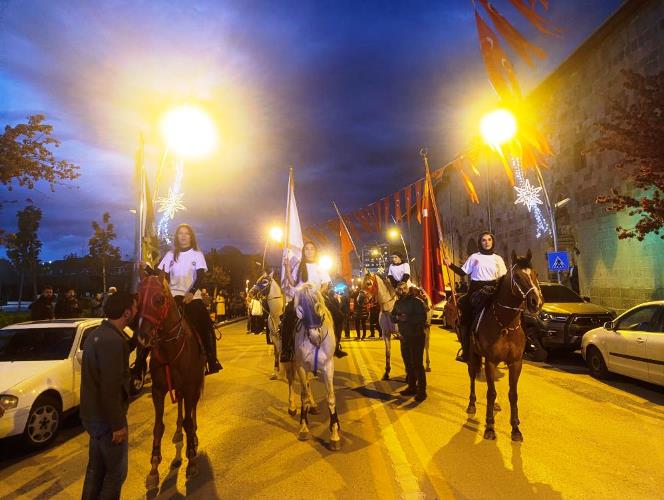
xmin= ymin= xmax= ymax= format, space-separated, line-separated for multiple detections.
xmin=333 ymin=201 xmax=360 ymax=282
xmin=281 ymin=168 xmax=304 ymax=299
xmin=421 ymin=160 xmax=446 ymax=304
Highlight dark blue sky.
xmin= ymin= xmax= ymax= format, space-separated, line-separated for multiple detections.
xmin=0 ymin=0 xmax=622 ymax=260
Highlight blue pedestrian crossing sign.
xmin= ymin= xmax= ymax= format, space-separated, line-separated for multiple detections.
xmin=547 ymin=251 xmax=570 ymax=272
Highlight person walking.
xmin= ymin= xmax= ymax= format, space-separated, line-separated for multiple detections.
xmin=368 ymin=295 xmax=381 ymax=339
xmin=157 ymin=224 xmax=222 ymax=374
xmin=353 ymin=289 xmax=368 ymax=340
xmin=215 ymin=293 xmax=226 ymax=323
xmin=29 ymin=285 xmax=55 ymax=320
xmin=80 ymin=291 xmax=137 ymax=500
xmin=391 ymin=283 xmax=428 ymax=401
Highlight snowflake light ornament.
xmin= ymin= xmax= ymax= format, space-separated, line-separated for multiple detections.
xmin=156 ymin=187 xmax=186 ymax=219
xmin=513 ymin=179 xmax=543 ymax=212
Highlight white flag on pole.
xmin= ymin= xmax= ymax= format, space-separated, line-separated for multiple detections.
xmin=281 ymin=168 xmax=303 ymax=299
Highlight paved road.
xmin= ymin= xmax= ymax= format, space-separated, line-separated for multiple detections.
xmin=1 ymin=322 xmax=663 ymax=499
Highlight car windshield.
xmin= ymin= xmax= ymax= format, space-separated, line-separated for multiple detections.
xmin=0 ymin=327 xmax=76 ymax=361
xmin=540 ymin=285 xmax=583 ymax=303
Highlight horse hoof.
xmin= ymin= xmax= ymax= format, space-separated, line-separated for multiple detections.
xmin=186 ymin=462 xmax=199 ymax=479
xmin=483 ymin=428 xmax=497 ymax=440
xmin=425 ymin=367 xmax=431 ymax=372
xmin=308 ymin=406 xmax=320 ymax=415
xmin=270 ymin=373 xmax=278 ymax=380
xmin=381 ymin=372 xmax=390 ymax=381
xmin=329 ymin=439 xmax=342 ymax=451
xmin=466 ymin=405 xmax=476 ymax=415
xmin=170 ymin=458 xmax=182 ymax=469
xmin=145 ymin=473 xmax=159 ymax=490
xmin=511 ymin=430 xmax=524 ymax=442
xmin=298 ymin=431 xmax=310 ymax=441
xmin=494 ymin=402 xmax=502 ymax=412
xmin=288 ymin=408 xmax=297 ymax=416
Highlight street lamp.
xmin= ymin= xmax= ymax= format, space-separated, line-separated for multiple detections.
xmin=262 ymin=226 xmax=283 ymax=269
xmin=319 ymin=254 xmax=333 ymax=273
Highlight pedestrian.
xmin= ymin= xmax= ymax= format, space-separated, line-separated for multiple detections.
xmin=368 ymin=296 xmax=381 ymax=338
xmin=55 ymin=288 xmax=81 ymax=318
xmin=391 ymin=282 xmax=428 ymax=401
xmin=444 ymin=231 xmax=507 ymax=362
xmin=568 ymin=252 xmax=580 ymax=294
xmin=157 ymin=224 xmax=223 ymax=374
xmin=89 ymin=292 xmax=104 ymax=318
xmin=215 ymin=293 xmax=226 ymax=323
xmin=29 ymin=284 xmax=55 ymax=320
xmin=353 ymin=289 xmax=368 ymax=340
xmin=339 ymin=290 xmax=351 ymax=339
xmin=80 ymin=291 xmax=137 ymax=500
xmin=250 ymin=296 xmax=264 ymax=334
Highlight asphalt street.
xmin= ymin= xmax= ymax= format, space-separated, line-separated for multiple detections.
xmin=1 ymin=321 xmax=663 ymax=499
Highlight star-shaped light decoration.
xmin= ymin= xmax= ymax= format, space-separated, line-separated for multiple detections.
xmin=513 ymin=179 xmax=543 ymax=213
xmin=156 ymin=187 xmax=186 ymax=219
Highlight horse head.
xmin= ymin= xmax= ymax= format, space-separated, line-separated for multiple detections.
xmin=250 ymin=269 xmax=274 ymax=299
xmin=294 ymin=284 xmax=327 ymax=347
xmin=510 ymin=249 xmax=543 ymax=314
xmin=362 ymin=275 xmax=378 ymax=299
xmin=136 ymin=275 xmax=177 ymax=348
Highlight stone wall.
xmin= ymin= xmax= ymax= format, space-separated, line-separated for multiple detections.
xmin=435 ymin=0 xmax=664 ymax=312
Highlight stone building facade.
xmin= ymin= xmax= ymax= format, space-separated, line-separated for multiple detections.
xmin=436 ymin=0 xmax=664 ymax=312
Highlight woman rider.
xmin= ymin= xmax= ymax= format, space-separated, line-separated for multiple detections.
xmin=444 ymin=232 xmax=507 ymax=362
xmin=387 ymin=251 xmax=411 ymax=289
xmin=157 ymin=224 xmax=223 ymax=374
xmin=281 ymin=241 xmax=346 ymax=362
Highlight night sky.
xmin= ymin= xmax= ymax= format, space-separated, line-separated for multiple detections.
xmin=0 ymin=0 xmax=622 ymax=261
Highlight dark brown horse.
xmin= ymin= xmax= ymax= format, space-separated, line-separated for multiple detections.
xmin=136 ymin=275 xmax=206 ymax=488
xmin=466 ymin=250 xmax=543 ymax=442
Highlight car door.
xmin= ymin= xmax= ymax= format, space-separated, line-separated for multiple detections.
xmin=606 ymin=306 xmax=658 ymax=380
xmin=72 ymin=324 xmax=100 ymax=406
xmin=645 ymin=307 xmax=664 ymax=386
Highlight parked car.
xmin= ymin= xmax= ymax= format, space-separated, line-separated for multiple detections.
xmin=581 ymin=301 xmax=664 ymax=386
xmin=0 ymin=319 xmax=140 ymax=449
xmin=523 ymin=282 xmax=615 ymax=357
xmin=431 ymin=288 xmax=454 ymax=326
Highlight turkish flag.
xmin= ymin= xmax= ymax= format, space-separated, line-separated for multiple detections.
xmin=339 ymin=220 xmax=354 ymax=282
xmin=421 ymin=174 xmax=446 ymax=304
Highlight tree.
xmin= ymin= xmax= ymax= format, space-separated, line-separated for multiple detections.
xmin=5 ymin=205 xmax=42 ymax=309
xmin=592 ymin=70 xmax=664 ymax=241
xmin=89 ymin=212 xmax=120 ymax=292
xmin=0 ymin=114 xmax=80 ymax=191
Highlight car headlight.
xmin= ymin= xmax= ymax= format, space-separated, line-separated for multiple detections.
xmin=539 ymin=312 xmax=568 ymax=322
xmin=0 ymin=395 xmax=18 ymax=411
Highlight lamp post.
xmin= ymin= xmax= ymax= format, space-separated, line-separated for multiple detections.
xmin=262 ymin=226 xmax=283 ymax=270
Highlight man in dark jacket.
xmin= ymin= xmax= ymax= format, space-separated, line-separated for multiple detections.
xmin=391 ymin=282 xmax=428 ymax=401
xmin=29 ymin=285 xmax=55 ymax=320
xmin=55 ymin=288 xmax=81 ymax=318
xmin=80 ymin=291 xmax=137 ymax=500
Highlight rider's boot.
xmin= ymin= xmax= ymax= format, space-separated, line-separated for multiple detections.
xmin=334 ymin=343 xmax=348 ymax=358
xmin=204 ymin=330 xmax=223 ymax=375
xmin=279 ymin=304 xmax=296 ymax=363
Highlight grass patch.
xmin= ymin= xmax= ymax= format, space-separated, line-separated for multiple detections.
xmin=0 ymin=311 xmax=30 ymax=328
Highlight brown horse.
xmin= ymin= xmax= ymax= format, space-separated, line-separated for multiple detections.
xmin=466 ymin=250 xmax=543 ymax=442
xmin=136 ymin=275 xmax=206 ymax=488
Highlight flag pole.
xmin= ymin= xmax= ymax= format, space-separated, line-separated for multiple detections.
xmin=332 ymin=201 xmax=362 ymax=264
xmin=282 ymin=167 xmax=294 ymax=286
xmin=131 ymin=133 xmax=145 ymax=293
xmin=420 ymin=148 xmax=457 ymax=307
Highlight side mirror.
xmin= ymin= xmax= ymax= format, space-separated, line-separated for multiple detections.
xmin=603 ymin=321 xmax=614 ymax=330
xmin=75 ymin=350 xmax=83 ymax=365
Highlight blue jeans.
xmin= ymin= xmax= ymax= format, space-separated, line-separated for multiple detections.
xmin=81 ymin=421 xmax=128 ymax=500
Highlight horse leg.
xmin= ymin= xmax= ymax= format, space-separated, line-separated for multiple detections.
xmin=146 ymin=387 xmax=166 ymax=490
xmin=270 ymin=318 xmax=280 ymax=380
xmin=509 ymin=360 xmax=524 ymax=442
xmin=306 ymin=372 xmax=320 ymax=415
xmin=170 ymin=397 xmax=184 ymax=469
xmin=184 ymin=392 xmax=200 ymax=479
xmin=466 ymin=354 xmax=479 ymax=415
xmin=484 ymin=361 xmax=498 ymax=440
xmin=425 ymin=326 xmax=431 ymax=372
xmin=379 ymin=312 xmax=391 ymax=380
xmin=322 ymin=361 xmax=341 ymax=450
xmin=296 ymin=366 xmax=311 ymax=440
xmin=286 ymin=362 xmax=297 ymax=416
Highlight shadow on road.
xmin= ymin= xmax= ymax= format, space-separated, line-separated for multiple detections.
xmin=430 ymin=419 xmax=563 ymax=499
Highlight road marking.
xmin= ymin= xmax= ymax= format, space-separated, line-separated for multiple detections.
xmin=347 ymin=341 xmax=425 ymax=500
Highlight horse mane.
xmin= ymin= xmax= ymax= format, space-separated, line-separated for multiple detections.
xmin=295 ymin=284 xmax=327 ymax=329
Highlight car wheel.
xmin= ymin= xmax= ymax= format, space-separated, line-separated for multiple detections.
xmin=23 ymin=394 xmax=61 ymax=449
xmin=130 ymin=371 xmax=145 ymax=395
xmin=586 ymin=346 xmax=609 ymax=379
xmin=524 ymin=329 xmax=548 ymax=362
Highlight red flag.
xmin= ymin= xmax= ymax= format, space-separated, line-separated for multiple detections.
xmin=383 ymin=197 xmax=391 ymax=226
xmin=509 ymin=0 xmax=561 ymax=36
xmin=355 ymin=210 xmax=372 ymax=233
xmin=344 ymin=216 xmax=361 ymax=243
xmin=394 ymin=191 xmax=402 ymax=222
xmin=421 ymin=172 xmax=446 ymax=304
xmin=372 ymin=203 xmax=381 ymax=232
xmin=339 ymin=220 xmax=354 ymax=282
xmin=415 ymin=180 xmax=424 ymax=224
xmin=404 ymin=185 xmax=413 ymax=229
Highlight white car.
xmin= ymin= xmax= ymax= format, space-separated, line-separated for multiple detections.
xmin=430 ymin=288 xmax=453 ymax=326
xmin=581 ymin=301 xmax=664 ymax=386
xmin=0 ymin=319 xmax=138 ymax=449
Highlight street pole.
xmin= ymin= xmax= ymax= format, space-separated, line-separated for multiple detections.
xmin=534 ymin=165 xmax=561 ymax=284
xmin=261 ymin=237 xmax=269 ymax=271
xmin=485 ymin=161 xmax=492 ymax=234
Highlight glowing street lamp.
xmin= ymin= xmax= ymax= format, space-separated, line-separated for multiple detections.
xmin=387 ymin=226 xmax=410 ymax=269
xmin=262 ymin=225 xmax=284 ymax=269
xmin=480 ymin=108 xmax=517 ymax=149
xmin=319 ymin=255 xmax=333 ymax=273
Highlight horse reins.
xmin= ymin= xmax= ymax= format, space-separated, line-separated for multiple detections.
xmin=492 ymin=264 xmax=539 ymax=336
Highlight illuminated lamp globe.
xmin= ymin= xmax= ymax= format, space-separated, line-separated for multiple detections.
xmin=319 ymin=255 xmax=333 ymax=272
xmin=387 ymin=228 xmax=400 ymax=240
xmin=269 ymin=226 xmax=283 ymax=243
xmin=480 ymin=109 xmax=517 ymax=148
xmin=161 ymin=105 xmax=217 ymax=158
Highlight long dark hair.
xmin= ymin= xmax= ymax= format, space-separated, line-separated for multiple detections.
xmin=173 ymin=224 xmax=199 ymax=262
xmin=297 ymin=241 xmax=317 ymax=284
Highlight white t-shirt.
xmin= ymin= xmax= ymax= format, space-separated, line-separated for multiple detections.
xmin=461 ymin=252 xmax=507 ymax=281
xmin=291 ymin=262 xmax=331 ymax=292
xmin=158 ymin=249 xmax=208 ymax=300
xmin=388 ymin=262 xmax=411 ymax=284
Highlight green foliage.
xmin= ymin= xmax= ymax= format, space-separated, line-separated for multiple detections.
xmin=0 ymin=311 xmax=30 ymax=328
xmin=88 ymin=212 xmax=120 ymax=290
xmin=5 ymin=205 xmax=42 ymax=274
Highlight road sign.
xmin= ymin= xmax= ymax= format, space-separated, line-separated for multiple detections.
xmin=547 ymin=251 xmax=570 ymax=272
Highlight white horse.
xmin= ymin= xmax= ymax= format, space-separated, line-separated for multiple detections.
xmin=250 ymin=271 xmax=285 ymax=380
xmin=292 ymin=284 xmax=341 ymax=450
xmin=363 ymin=274 xmax=399 ymax=380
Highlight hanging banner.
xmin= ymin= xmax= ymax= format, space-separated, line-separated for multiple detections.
xmin=394 ymin=190 xmax=402 ymax=222
xmin=415 ymin=179 xmax=424 ymax=224
xmin=404 ymin=184 xmax=413 ymax=229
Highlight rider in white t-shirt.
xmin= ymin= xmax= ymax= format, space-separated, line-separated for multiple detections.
xmin=387 ymin=252 xmax=411 ymax=289
xmin=157 ymin=224 xmax=222 ymax=375
xmin=444 ymin=232 xmax=507 ymax=362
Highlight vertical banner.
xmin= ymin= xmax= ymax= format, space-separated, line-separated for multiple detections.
xmin=415 ymin=179 xmax=424 ymax=224
xmin=421 ymin=164 xmax=446 ymax=304
xmin=404 ymin=184 xmax=413 ymax=229
xmin=394 ymin=190 xmax=402 ymax=222
xmin=281 ymin=168 xmax=304 ymax=300
xmin=383 ymin=197 xmax=391 ymax=227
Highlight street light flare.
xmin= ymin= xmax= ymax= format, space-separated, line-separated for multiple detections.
xmin=319 ymin=255 xmax=333 ymax=272
xmin=387 ymin=228 xmax=400 ymax=240
xmin=269 ymin=226 xmax=283 ymax=243
xmin=161 ymin=105 xmax=217 ymax=158
xmin=480 ymin=108 xmax=517 ymax=148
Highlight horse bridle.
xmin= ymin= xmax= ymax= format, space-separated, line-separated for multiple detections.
xmin=251 ymin=276 xmax=282 ymax=302
xmin=138 ymin=278 xmax=184 ymax=344
xmin=496 ymin=264 xmax=539 ymax=312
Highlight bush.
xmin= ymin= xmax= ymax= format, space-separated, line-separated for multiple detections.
xmin=0 ymin=311 xmax=30 ymax=328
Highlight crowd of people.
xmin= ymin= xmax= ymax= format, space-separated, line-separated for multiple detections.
xmin=29 ymin=285 xmax=120 ymax=320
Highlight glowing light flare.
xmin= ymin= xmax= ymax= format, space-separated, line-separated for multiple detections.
xmin=480 ymin=109 xmax=517 ymax=149
xmin=269 ymin=226 xmax=283 ymax=243
xmin=319 ymin=255 xmax=333 ymax=272
xmin=387 ymin=228 xmax=400 ymax=240
xmin=161 ymin=105 xmax=217 ymax=158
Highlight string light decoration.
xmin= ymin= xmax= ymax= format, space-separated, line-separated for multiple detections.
xmin=157 ymin=159 xmax=186 ymax=244
xmin=511 ymin=156 xmax=550 ymax=238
